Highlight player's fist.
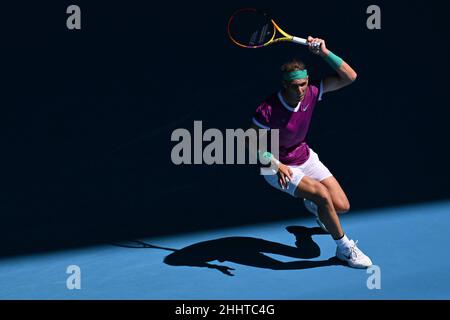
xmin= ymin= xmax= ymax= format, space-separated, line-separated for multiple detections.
xmin=307 ymin=36 xmax=329 ymax=57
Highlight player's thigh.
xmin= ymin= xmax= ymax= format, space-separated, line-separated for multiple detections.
xmin=320 ymin=176 xmax=350 ymax=213
xmin=294 ymin=176 xmax=332 ymax=205
xmin=262 ymin=166 xmax=304 ymax=197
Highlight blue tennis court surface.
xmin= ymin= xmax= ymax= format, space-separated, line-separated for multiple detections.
xmin=1 ymin=200 xmax=449 ymax=299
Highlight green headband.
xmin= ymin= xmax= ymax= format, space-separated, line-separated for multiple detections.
xmin=283 ymin=69 xmax=308 ymax=81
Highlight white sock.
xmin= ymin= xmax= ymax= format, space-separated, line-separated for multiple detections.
xmin=335 ymin=234 xmax=351 ymax=252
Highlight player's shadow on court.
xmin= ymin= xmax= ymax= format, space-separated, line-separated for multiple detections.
xmin=112 ymin=226 xmax=344 ymax=276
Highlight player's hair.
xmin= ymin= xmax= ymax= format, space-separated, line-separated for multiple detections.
xmin=281 ymin=58 xmax=306 ymax=72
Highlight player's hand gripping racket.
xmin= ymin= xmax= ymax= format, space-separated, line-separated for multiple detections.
xmin=227 ymin=8 xmax=320 ymax=50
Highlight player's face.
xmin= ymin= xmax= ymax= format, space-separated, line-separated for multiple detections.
xmin=284 ymin=78 xmax=309 ymax=103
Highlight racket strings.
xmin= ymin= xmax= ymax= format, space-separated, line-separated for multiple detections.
xmin=228 ymin=9 xmax=274 ymax=48
xmin=258 ymin=23 xmax=270 ymax=44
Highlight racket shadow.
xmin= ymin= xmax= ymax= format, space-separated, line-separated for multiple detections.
xmin=112 ymin=226 xmax=344 ymax=276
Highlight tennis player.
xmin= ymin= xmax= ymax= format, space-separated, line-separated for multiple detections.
xmin=250 ymin=36 xmax=372 ymax=268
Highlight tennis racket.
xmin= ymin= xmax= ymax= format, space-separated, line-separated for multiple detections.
xmin=227 ymin=8 xmax=319 ymax=50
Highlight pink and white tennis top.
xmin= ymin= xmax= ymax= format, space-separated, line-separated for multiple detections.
xmin=252 ymin=81 xmax=323 ymax=166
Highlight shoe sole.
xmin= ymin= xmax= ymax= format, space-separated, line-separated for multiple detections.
xmin=336 ymin=253 xmax=372 ymax=269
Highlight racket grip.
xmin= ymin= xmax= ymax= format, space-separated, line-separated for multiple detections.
xmin=292 ymin=36 xmax=308 ymax=46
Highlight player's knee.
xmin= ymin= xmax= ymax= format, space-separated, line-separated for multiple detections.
xmin=335 ymin=200 xmax=350 ymax=213
xmin=312 ymin=183 xmax=332 ymax=206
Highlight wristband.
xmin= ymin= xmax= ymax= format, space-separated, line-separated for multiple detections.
xmin=324 ymin=51 xmax=343 ymax=70
xmin=262 ymin=151 xmax=280 ymax=167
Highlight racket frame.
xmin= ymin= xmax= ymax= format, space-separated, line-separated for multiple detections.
xmin=227 ymin=8 xmax=309 ymax=48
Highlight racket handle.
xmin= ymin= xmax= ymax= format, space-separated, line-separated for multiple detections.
xmin=292 ymin=36 xmax=308 ymax=46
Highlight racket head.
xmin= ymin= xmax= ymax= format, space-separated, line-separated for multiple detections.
xmin=227 ymin=8 xmax=276 ymax=48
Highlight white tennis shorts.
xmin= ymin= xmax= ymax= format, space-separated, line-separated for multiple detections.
xmin=263 ymin=148 xmax=333 ymax=197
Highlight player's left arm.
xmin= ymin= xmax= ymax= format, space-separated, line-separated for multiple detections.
xmin=307 ymin=36 xmax=357 ymax=94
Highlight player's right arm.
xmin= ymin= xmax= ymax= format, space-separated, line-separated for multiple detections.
xmin=307 ymin=36 xmax=357 ymax=93
xmin=248 ymin=124 xmax=293 ymax=189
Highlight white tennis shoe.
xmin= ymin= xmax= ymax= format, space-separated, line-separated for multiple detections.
xmin=336 ymin=240 xmax=373 ymax=268
xmin=303 ymin=199 xmax=328 ymax=232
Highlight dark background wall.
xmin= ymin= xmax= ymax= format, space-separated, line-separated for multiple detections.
xmin=1 ymin=1 xmax=449 ymax=256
